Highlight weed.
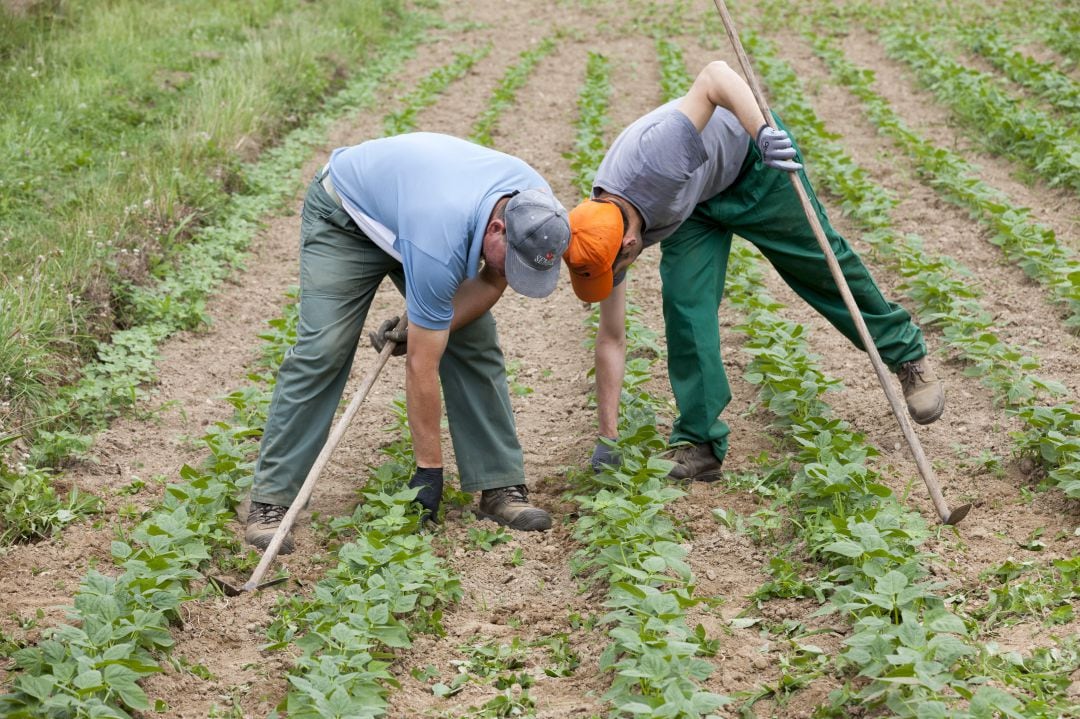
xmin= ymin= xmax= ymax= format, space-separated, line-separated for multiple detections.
xmin=468 ymin=526 xmax=512 ymax=551
xmin=532 ymin=634 xmax=581 ymax=677
xmin=412 ymin=665 xmax=441 ymax=683
xmin=0 ymin=435 xmax=101 ymax=544
xmin=972 ymin=556 xmax=1078 ymax=627
xmin=505 ymin=359 xmax=534 ymax=398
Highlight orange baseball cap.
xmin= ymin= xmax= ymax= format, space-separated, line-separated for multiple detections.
xmin=565 ymin=200 xmax=624 ymax=302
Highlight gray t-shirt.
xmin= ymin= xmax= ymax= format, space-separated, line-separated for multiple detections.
xmin=593 ymin=100 xmax=750 ymax=248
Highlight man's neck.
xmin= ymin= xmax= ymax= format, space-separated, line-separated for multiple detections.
xmin=600 ymin=192 xmax=644 ymax=235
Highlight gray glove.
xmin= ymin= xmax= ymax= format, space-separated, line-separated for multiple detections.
xmin=590 ymin=438 xmax=619 ymax=473
xmin=755 ymin=125 xmax=802 ymax=172
xmin=369 ymin=316 xmax=407 ymax=356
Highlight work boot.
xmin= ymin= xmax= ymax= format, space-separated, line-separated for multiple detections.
xmin=245 ymin=501 xmax=295 ymax=555
xmin=666 ymin=442 xmax=724 ymax=482
xmin=896 ymin=357 xmax=945 ymax=425
xmin=477 ymin=485 xmax=552 ymax=531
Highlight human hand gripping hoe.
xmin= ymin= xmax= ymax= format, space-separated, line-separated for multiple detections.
xmin=210 ymin=315 xmax=409 ymax=596
xmin=712 ymin=0 xmax=971 ymax=525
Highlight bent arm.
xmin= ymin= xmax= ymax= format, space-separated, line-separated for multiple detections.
xmin=450 ymin=263 xmax=507 ymax=332
xmin=595 ymin=281 xmax=627 ymax=439
xmin=406 ymin=325 xmax=450 ymax=468
xmin=677 ymin=60 xmax=767 ymax=136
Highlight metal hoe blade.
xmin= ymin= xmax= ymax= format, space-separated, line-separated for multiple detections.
xmin=944 ymin=503 xmax=972 ymax=526
xmin=208 ymin=575 xmax=288 ymax=597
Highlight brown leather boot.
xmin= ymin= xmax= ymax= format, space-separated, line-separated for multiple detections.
xmin=245 ymin=501 xmax=295 ymax=555
xmin=478 ymin=485 xmax=552 ymax=531
xmin=896 ymin=357 xmax=945 ymax=425
xmin=666 ymin=442 xmax=724 ymax=482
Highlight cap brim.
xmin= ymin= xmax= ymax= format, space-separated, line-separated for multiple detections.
xmin=505 ymin=247 xmax=562 ymax=298
xmin=569 ymin=267 xmax=614 ymax=303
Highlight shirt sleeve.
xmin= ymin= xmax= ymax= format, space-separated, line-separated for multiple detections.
xmin=641 ymin=111 xmax=708 ymax=180
xmin=399 ymin=240 xmax=461 ymax=331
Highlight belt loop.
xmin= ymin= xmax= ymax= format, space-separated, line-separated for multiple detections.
xmin=320 ymin=164 xmax=343 ymax=207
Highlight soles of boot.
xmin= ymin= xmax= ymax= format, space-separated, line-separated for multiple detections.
xmin=245 ymin=530 xmax=295 ymax=555
xmin=667 ymin=465 xmax=724 ymax=482
xmin=476 ymin=509 xmax=552 ymax=532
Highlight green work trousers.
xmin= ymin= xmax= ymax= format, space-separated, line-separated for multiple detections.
xmin=659 ymin=116 xmax=925 ymax=462
xmin=251 ymin=174 xmax=525 ymax=506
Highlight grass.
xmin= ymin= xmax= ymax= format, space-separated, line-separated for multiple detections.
xmin=0 ymin=0 xmax=407 ymax=438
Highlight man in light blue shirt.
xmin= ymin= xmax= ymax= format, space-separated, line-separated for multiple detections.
xmin=246 ymin=133 xmax=570 ymax=553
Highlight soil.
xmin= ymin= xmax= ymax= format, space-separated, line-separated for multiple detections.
xmin=1 ymin=0 xmax=1077 ymax=717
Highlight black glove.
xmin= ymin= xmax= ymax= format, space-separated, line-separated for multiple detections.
xmin=369 ymin=316 xmax=407 ymax=356
xmin=590 ymin=438 xmax=620 ymax=473
xmin=408 ymin=466 xmax=443 ymax=524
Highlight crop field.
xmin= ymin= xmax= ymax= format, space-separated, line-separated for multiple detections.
xmin=0 ymin=0 xmax=1078 ymax=717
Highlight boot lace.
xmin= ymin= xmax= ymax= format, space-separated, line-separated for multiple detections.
xmin=491 ymin=485 xmax=529 ymax=505
xmin=898 ymin=360 xmax=924 ymax=389
xmin=251 ymin=502 xmax=288 ymax=525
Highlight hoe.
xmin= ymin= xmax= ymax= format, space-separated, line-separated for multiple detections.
xmin=210 ymin=316 xmax=408 ymax=596
xmin=713 ymin=0 xmax=971 ymax=526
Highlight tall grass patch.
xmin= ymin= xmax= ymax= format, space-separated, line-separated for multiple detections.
xmin=0 ymin=0 xmax=405 ymax=430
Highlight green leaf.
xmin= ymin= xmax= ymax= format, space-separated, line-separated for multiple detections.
xmin=916 ymin=700 xmax=948 ymax=719
xmin=927 ymin=610 xmax=967 ymax=635
xmin=618 ymin=700 xmax=657 ymax=714
xmin=971 ymin=686 xmax=1024 ymax=718
xmin=104 ymin=664 xmax=150 ymax=711
xmin=730 ymin=617 xmax=761 ymax=629
xmin=876 ymin=570 xmax=908 ymax=595
xmin=823 ymin=540 xmax=864 ymax=558
xmin=74 ymin=669 xmax=104 ymax=691
xmin=17 ymin=674 xmax=56 ymax=702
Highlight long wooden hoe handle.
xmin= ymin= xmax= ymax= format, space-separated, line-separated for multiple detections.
xmin=241 ymin=315 xmax=409 ymax=592
xmin=711 ymin=0 xmax=969 ymax=525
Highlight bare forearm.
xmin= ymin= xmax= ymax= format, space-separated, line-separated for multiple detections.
xmin=595 ymin=286 xmax=627 ymax=439
xmin=407 ymin=361 xmax=443 ymax=467
xmin=595 ymin=337 xmax=624 ymax=439
xmin=451 ymin=265 xmax=507 ymax=332
xmin=405 ymin=326 xmax=450 ymax=468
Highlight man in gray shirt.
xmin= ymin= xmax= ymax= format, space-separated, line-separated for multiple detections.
xmin=565 ymin=60 xmax=943 ymax=480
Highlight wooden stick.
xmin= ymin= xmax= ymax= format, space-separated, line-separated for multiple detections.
xmin=711 ymin=0 xmax=968 ymax=525
xmin=240 ymin=316 xmax=408 ymax=591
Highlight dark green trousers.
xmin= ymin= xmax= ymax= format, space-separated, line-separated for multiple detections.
xmin=251 ymin=175 xmax=525 ymax=505
xmin=659 ymin=117 xmax=924 ymax=461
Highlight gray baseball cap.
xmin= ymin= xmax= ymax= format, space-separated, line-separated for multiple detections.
xmin=503 ymin=189 xmax=570 ymax=298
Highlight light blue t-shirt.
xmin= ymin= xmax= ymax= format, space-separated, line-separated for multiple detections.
xmin=328 ymin=133 xmax=549 ymax=330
